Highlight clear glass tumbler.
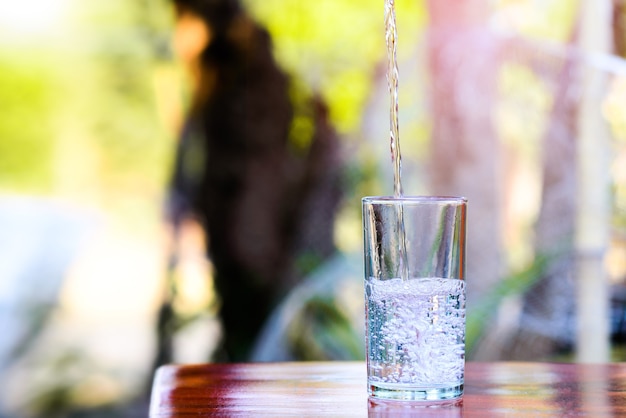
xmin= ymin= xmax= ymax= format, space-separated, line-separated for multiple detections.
xmin=363 ymin=196 xmax=467 ymax=402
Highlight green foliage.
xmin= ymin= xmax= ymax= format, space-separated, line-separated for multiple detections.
xmin=244 ymin=0 xmax=426 ymax=135
xmin=75 ymin=2 xmax=171 ymax=153
xmin=0 ymin=0 xmax=176 ymax=233
xmin=288 ymin=296 xmax=365 ymax=360
xmin=0 ymin=55 xmax=57 ymax=192
xmin=466 ymin=254 xmax=551 ymax=355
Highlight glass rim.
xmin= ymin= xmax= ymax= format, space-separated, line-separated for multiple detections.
xmin=362 ymin=195 xmax=467 ymax=205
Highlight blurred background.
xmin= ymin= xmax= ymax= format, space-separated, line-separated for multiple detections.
xmin=0 ymin=0 xmax=625 ymax=416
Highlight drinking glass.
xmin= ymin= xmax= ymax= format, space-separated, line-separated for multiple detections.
xmin=363 ymin=196 xmax=467 ymax=402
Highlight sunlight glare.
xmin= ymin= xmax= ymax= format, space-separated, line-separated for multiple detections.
xmin=0 ymin=0 xmax=69 ymax=36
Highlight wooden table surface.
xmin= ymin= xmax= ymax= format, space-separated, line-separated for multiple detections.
xmin=150 ymin=361 xmax=626 ymax=417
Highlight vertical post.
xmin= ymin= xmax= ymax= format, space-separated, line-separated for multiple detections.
xmin=575 ymin=0 xmax=613 ymax=363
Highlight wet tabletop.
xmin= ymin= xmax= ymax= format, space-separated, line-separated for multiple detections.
xmin=149 ymin=361 xmax=626 ymax=417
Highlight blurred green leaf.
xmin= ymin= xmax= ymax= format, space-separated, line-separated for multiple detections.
xmin=0 ymin=56 xmax=57 ymax=191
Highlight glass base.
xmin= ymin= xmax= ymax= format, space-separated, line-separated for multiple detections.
xmin=369 ymin=381 xmax=464 ymax=403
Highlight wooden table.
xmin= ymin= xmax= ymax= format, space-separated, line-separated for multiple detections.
xmin=150 ymin=362 xmax=626 ymax=416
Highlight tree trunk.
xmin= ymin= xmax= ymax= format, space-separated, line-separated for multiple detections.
xmin=501 ymin=49 xmax=579 ymax=360
xmin=426 ymin=0 xmax=504 ymax=321
xmin=614 ymin=0 xmax=626 ymax=58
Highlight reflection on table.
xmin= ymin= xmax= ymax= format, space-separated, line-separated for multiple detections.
xmin=149 ymin=361 xmax=626 ymax=417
